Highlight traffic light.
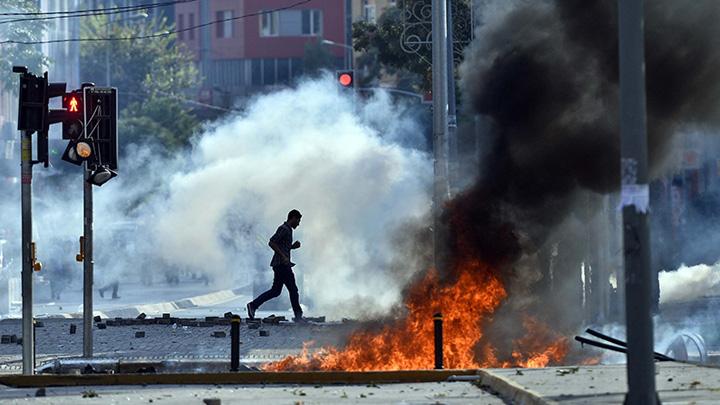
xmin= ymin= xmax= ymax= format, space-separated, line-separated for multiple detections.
xmin=61 ymin=91 xmax=84 ymax=140
xmin=15 ymin=69 xmax=67 ymax=167
xmin=61 ymin=139 xmax=94 ymax=166
xmin=88 ymin=166 xmax=117 ymax=186
xmin=83 ymin=87 xmax=118 ymax=171
xmin=336 ymin=70 xmax=355 ymax=89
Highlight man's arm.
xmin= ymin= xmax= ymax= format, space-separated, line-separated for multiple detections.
xmin=268 ymin=240 xmax=290 ymax=263
xmin=269 ymin=227 xmax=291 ymax=264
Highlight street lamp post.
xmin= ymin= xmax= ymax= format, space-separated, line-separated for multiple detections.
xmin=321 ymin=39 xmax=354 ymax=70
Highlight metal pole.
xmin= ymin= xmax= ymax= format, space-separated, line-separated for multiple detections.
xmin=433 ymin=313 xmax=443 ymax=369
xmin=20 ymin=130 xmax=34 ymax=375
xmin=230 ymin=315 xmax=241 ymax=371
xmin=617 ymin=0 xmax=658 ymax=403
xmin=83 ymin=164 xmax=93 ymax=358
xmin=446 ymin=0 xmax=458 ymax=196
xmin=432 ymin=0 xmax=450 ymax=270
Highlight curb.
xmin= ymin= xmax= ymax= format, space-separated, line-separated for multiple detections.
xmin=476 ymin=369 xmax=555 ymax=405
xmin=55 ymin=287 xmax=249 ymax=319
xmin=0 ymin=369 xmax=480 ymax=388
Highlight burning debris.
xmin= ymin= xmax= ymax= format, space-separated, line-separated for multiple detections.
xmin=268 ymin=0 xmax=720 ymax=371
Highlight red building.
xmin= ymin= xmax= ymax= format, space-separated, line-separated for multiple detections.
xmin=175 ymin=0 xmax=351 ymax=104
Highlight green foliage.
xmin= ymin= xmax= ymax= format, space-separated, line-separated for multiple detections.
xmin=303 ymin=38 xmax=337 ymax=77
xmin=0 ymin=0 xmax=49 ymax=93
xmin=79 ymin=13 xmax=199 ymax=152
xmin=353 ymin=0 xmax=472 ymax=92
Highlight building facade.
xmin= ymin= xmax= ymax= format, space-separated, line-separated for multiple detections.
xmin=175 ymin=0 xmax=351 ymax=105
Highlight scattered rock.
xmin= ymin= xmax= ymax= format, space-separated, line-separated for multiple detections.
xmin=212 ymin=331 xmax=226 ymax=338
xmin=93 ymin=315 xmax=102 ymax=323
xmin=69 ymin=324 xmax=77 ymax=334
xmin=203 ymin=398 xmax=221 ymax=405
xmin=259 ymin=330 xmax=269 ymax=337
xmin=137 ymin=313 xmax=147 ymax=320
xmin=135 ymin=331 xmax=145 ymax=338
xmin=82 ymin=390 xmax=99 ymax=398
xmin=35 ymin=388 xmax=46 ymax=397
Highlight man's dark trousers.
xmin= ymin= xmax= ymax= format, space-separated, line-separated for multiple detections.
xmin=250 ymin=265 xmax=302 ymax=317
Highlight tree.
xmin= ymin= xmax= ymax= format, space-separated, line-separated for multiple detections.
xmin=352 ymin=0 xmax=472 ymax=93
xmin=0 ymin=0 xmax=49 ymax=93
xmin=302 ymin=38 xmax=337 ymax=77
xmin=79 ymin=13 xmax=199 ymax=153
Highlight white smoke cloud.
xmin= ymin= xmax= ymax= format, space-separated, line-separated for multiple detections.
xmin=151 ymin=78 xmax=431 ymax=318
xmin=659 ymin=262 xmax=720 ymax=304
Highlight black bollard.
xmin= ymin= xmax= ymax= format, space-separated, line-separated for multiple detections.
xmin=230 ymin=315 xmax=241 ymax=371
xmin=434 ymin=313 xmax=443 ymax=370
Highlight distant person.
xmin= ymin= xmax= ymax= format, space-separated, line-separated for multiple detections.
xmin=247 ymin=210 xmax=304 ymax=322
xmin=98 ymin=280 xmax=120 ymax=299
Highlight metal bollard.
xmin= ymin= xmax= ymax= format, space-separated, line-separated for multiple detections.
xmin=434 ymin=312 xmax=443 ymax=370
xmin=230 ymin=315 xmax=241 ymax=371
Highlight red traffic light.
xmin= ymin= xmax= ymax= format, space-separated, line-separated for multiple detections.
xmin=339 ymin=73 xmax=353 ymax=87
xmin=337 ymin=70 xmax=354 ymax=88
xmin=62 ymin=92 xmax=83 ymax=115
xmin=69 ymin=96 xmax=79 ymax=112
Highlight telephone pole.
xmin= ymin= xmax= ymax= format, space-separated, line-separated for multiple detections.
xmin=617 ymin=0 xmax=658 ymax=403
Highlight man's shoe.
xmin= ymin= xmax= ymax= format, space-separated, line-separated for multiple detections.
xmin=293 ymin=316 xmax=308 ymax=324
xmin=246 ymin=303 xmax=256 ymax=320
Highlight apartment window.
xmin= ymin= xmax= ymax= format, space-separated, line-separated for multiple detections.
xmin=301 ymin=9 xmax=322 ymax=35
xmin=263 ymin=59 xmax=276 ymax=85
xmin=262 ymin=10 xmax=321 ymax=37
xmin=260 ymin=11 xmax=279 ymax=36
xmin=177 ymin=14 xmax=184 ymax=40
xmin=216 ymin=10 xmax=233 ymax=38
xmin=251 ymin=59 xmax=262 ymax=86
xmin=188 ymin=13 xmax=195 ymax=40
xmin=363 ymin=1 xmax=376 ymax=23
xmin=277 ymin=58 xmax=289 ymax=84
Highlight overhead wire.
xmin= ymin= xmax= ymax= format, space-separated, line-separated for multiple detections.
xmin=0 ymin=0 xmax=193 ymax=17
xmin=0 ymin=1 xmax=196 ymax=26
xmin=0 ymin=0 xmax=312 ymax=45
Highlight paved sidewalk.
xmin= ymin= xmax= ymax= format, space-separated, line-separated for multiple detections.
xmin=30 ymin=282 xmax=251 ymax=319
xmin=0 ymin=381 xmax=505 ymax=404
xmin=476 ymin=362 xmax=720 ymax=404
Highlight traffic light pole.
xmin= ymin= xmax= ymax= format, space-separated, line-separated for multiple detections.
xmin=20 ymin=130 xmax=34 ymax=375
xmin=82 ymin=163 xmax=94 ymax=358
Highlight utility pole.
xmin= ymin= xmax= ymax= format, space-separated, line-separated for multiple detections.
xmin=617 ymin=0 xmax=658 ymax=403
xmin=20 ymin=129 xmax=34 ymax=374
xmin=446 ymin=0 xmax=458 ymax=196
xmin=432 ymin=0 xmax=450 ymax=270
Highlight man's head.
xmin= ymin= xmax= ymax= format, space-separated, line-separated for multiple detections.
xmin=287 ymin=209 xmax=302 ymax=229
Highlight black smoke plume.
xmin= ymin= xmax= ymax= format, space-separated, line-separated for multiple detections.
xmin=448 ymin=0 xmax=720 ymax=357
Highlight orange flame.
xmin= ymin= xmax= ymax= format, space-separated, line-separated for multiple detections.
xmin=266 ymin=259 xmax=569 ymax=371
